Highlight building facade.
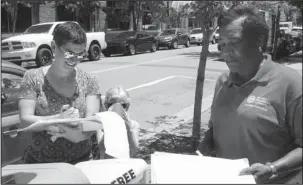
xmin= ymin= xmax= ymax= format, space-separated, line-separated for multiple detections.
xmin=1 ymin=1 xmax=106 ymax=34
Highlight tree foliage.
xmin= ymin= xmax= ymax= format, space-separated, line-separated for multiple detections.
xmin=1 ymin=0 xmax=32 ymax=33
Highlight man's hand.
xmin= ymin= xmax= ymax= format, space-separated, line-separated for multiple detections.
xmin=239 ymin=163 xmax=273 ymax=184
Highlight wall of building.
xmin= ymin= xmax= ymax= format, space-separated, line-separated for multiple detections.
xmin=39 ymin=1 xmax=56 ymax=23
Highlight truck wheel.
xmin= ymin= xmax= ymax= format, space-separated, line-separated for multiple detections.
xmin=36 ymin=48 xmax=53 ymax=67
xmin=89 ymin=44 xmax=101 ymax=61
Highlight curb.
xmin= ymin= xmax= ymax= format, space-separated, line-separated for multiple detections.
xmin=155 ymin=94 xmax=214 ymax=135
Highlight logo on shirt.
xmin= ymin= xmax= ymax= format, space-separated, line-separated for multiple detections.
xmin=247 ymin=96 xmax=256 ymax=104
xmin=244 ymin=95 xmax=270 ymax=112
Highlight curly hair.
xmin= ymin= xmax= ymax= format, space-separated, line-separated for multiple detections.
xmin=53 ymin=21 xmax=87 ymax=47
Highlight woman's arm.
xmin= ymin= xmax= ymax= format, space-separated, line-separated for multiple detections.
xmin=18 ymin=70 xmax=60 ymax=129
xmin=19 ymin=99 xmax=60 ymax=125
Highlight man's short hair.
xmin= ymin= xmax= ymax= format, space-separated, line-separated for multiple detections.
xmin=53 ymin=21 xmax=87 ymax=47
xmin=218 ymin=5 xmax=269 ymax=46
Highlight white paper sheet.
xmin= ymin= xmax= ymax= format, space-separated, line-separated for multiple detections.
xmin=151 ymin=152 xmax=255 ymax=184
xmin=94 ymin=111 xmax=130 ymax=159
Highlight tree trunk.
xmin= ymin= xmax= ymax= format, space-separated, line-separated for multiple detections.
xmin=12 ymin=5 xmax=18 ymax=34
xmin=272 ymin=6 xmax=280 ymax=61
xmin=192 ymin=26 xmax=212 ymax=150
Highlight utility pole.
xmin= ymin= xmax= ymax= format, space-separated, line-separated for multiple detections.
xmin=167 ymin=1 xmax=169 ymax=16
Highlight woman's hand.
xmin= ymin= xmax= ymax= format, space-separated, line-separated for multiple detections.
xmin=59 ymin=104 xmax=81 ymax=128
xmin=239 ymin=163 xmax=273 ymax=184
xmin=50 ymin=123 xmax=94 ymax=143
xmin=59 ymin=104 xmax=80 ymax=119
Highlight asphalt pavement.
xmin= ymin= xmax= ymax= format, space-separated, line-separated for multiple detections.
xmin=78 ymin=44 xmax=228 ymax=131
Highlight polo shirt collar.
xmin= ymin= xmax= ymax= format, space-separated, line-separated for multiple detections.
xmin=227 ymin=54 xmax=275 ymax=87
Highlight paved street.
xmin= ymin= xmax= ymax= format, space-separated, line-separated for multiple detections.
xmin=78 ymin=44 xmax=228 ymax=131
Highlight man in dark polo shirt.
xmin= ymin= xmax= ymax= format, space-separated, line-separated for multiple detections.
xmin=198 ymin=5 xmax=302 ymax=184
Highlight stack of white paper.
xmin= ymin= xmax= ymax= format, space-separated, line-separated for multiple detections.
xmin=151 ymin=152 xmax=255 ymax=184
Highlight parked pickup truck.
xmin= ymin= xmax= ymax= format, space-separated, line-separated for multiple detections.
xmin=1 ymin=21 xmax=107 ymax=67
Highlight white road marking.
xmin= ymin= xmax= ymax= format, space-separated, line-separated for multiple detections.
xmin=176 ymin=75 xmax=217 ymax=82
xmin=126 ymin=76 xmax=175 ymax=91
xmin=101 ymin=75 xmax=176 ymax=99
xmin=90 ymin=56 xmax=184 ymax=74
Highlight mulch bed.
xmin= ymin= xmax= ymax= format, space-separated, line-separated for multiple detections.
xmin=134 ymin=132 xmax=199 ymax=164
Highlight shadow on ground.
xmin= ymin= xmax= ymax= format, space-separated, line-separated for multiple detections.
xmin=178 ymin=51 xmax=224 ymax=62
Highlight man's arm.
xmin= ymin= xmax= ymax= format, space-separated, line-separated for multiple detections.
xmin=272 ymin=95 xmax=302 ymax=174
xmin=197 ymin=124 xmax=215 ymax=156
xmin=240 ymin=96 xmax=302 ymax=183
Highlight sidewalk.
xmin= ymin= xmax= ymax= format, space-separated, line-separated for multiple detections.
xmin=281 ymin=50 xmax=302 ymax=72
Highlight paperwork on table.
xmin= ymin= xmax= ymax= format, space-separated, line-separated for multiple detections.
xmin=151 ymin=152 xmax=256 ymax=184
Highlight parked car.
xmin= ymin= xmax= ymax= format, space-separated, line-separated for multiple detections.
xmin=102 ymin=31 xmax=157 ymax=57
xmin=1 ymin=21 xmax=107 ymax=67
xmin=142 ymin=24 xmax=161 ymax=37
xmin=276 ymin=33 xmax=297 ymax=58
xmin=214 ymin=27 xmax=220 ymax=43
xmin=157 ymin=28 xmax=190 ymax=49
xmin=290 ymin=26 xmax=302 ymax=38
xmin=189 ymin=28 xmax=217 ymax=46
xmin=1 ymin=61 xmax=31 ymax=167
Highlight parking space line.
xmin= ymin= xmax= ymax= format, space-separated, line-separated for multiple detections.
xmin=176 ymin=75 xmax=217 ymax=82
xmin=90 ymin=56 xmax=184 ymax=74
xmin=126 ymin=76 xmax=175 ymax=91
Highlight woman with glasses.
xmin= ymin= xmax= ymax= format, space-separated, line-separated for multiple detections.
xmin=93 ymin=86 xmax=140 ymax=159
xmin=18 ymin=22 xmax=102 ymax=164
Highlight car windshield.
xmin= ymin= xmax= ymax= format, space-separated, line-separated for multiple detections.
xmin=160 ymin=30 xmax=176 ymax=36
xmin=23 ymin=24 xmax=53 ymax=34
xmin=147 ymin=26 xmax=158 ymax=30
xmin=292 ymin=29 xmax=302 ymax=32
xmin=191 ymin=29 xmax=202 ymax=34
xmin=116 ymin=32 xmax=136 ymax=38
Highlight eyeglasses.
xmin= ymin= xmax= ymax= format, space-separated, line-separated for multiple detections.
xmin=60 ymin=47 xmax=88 ymax=60
xmin=106 ymin=103 xmax=129 ymax=110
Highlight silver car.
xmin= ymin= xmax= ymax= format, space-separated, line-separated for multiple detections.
xmin=1 ymin=61 xmax=31 ymax=167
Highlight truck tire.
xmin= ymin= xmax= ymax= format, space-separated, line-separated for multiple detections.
xmin=88 ymin=44 xmax=101 ymax=61
xmin=36 ymin=48 xmax=53 ymax=67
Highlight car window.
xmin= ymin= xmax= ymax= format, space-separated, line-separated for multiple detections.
xmin=147 ymin=26 xmax=158 ymax=30
xmin=160 ymin=30 xmax=176 ymax=36
xmin=23 ymin=24 xmax=53 ymax=34
xmin=137 ymin=34 xmax=143 ymax=38
xmin=52 ymin=24 xmax=61 ymax=35
xmin=1 ymin=72 xmax=23 ymax=116
xmin=191 ymin=29 xmax=202 ymax=34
